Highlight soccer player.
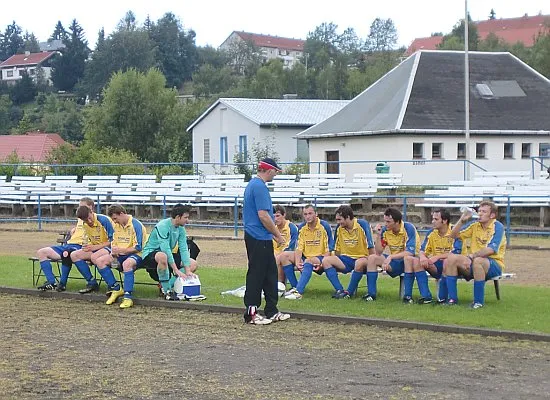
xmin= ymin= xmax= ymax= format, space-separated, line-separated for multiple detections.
xmin=284 ymin=204 xmax=334 ymax=300
xmin=403 ymin=208 xmax=455 ymax=304
xmin=242 ymin=158 xmax=289 ymax=325
xmin=363 ymin=207 xmax=420 ymax=302
xmin=141 ymin=203 xmax=197 ymax=300
xmin=445 ymin=201 xmax=505 ymax=309
xmin=70 ymin=204 xmax=115 ymax=294
xmin=322 ymin=205 xmax=374 ymax=299
xmin=35 ymin=197 xmax=95 ymax=292
xmin=91 ymin=204 xmax=147 ymax=308
xmin=273 ymin=204 xmax=299 ymax=290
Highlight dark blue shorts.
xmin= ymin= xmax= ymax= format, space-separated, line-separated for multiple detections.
xmin=118 ymin=254 xmax=142 ymax=267
xmin=51 ymin=244 xmax=82 ymax=257
xmin=336 ymin=255 xmax=357 ymax=274
xmin=383 ymin=255 xmax=405 ymax=278
xmin=466 ymin=258 xmax=502 ymax=280
xmin=429 ymin=259 xmax=444 ymax=279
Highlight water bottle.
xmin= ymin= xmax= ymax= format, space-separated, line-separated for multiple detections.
xmin=460 ymin=206 xmax=479 ymax=219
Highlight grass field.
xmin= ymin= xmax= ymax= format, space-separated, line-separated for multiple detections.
xmin=2 ymin=253 xmax=550 ymax=335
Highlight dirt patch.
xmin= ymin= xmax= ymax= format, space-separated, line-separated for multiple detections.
xmin=3 ymin=230 xmax=549 ymax=286
xmin=1 ymin=294 xmax=549 ymax=400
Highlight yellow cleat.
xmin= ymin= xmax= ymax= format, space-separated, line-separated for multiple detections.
xmin=119 ymin=298 xmax=134 ymax=309
xmin=105 ymin=288 xmax=124 ymax=305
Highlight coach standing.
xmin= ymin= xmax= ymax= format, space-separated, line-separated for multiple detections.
xmin=243 ymin=158 xmax=290 ymax=325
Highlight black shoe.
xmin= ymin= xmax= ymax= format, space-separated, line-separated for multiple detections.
xmin=362 ymin=294 xmax=376 ymax=302
xmin=417 ymin=297 xmax=432 ymax=305
xmin=55 ymin=284 xmax=66 ymax=292
xmin=79 ymin=283 xmax=99 ymax=294
xmin=165 ymin=291 xmax=179 ymax=301
xmin=38 ymin=282 xmax=56 ymax=291
xmin=402 ymin=296 xmax=414 ymax=304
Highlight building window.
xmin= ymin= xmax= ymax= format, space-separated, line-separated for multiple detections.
xmin=220 ymin=137 xmax=228 ymax=164
xmin=521 ymin=143 xmax=531 ymax=159
xmin=413 ymin=142 xmax=424 ymax=159
xmin=29 ymin=68 xmax=35 ymax=76
xmin=238 ymin=135 xmax=247 ymax=160
xmin=504 ymin=143 xmax=514 ymax=159
xmin=432 ymin=143 xmax=443 ymax=159
xmin=476 ymin=143 xmax=487 ymax=159
xmin=203 ymin=139 xmax=210 ymax=163
xmin=6 ymin=70 xmax=13 ymax=77
xmin=539 ymin=143 xmax=550 ymax=157
xmin=18 ymin=70 xmax=24 ymax=76
xmin=457 ymin=143 xmax=466 ymax=159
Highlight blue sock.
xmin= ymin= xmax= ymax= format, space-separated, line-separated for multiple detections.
xmin=447 ymin=276 xmax=458 ymax=302
xmin=59 ymin=264 xmax=72 ymax=285
xmin=39 ymin=260 xmax=56 ymax=284
xmin=74 ymin=260 xmax=96 ymax=285
xmin=325 ymin=267 xmax=343 ymax=291
xmin=473 ymin=280 xmax=486 ymax=304
xmin=158 ymin=267 xmax=171 ymax=293
xmin=282 ymin=264 xmax=298 ymax=288
xmin=123 ymin=271 xmax=134 ymax=298
xmin=347 ymin=271 xmax=363 ymax=295
xmin=438 ymin=276 xmax=448 ymax=301
xmin=98 ymin=267 xmax=119 ymax=290
xmin=367 ymin=271 xmax=378 ymax=297
xmin=415 ymin=271 xmax=432 ymax=299
xmin=403 ymin=272 xmax=415 ymax=298
xmin=296 ymin=263 xmax=314 ymax=294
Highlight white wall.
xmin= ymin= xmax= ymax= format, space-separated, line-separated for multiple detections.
xmin=307 ymin=134 xmax=550 ymax=184
xmin=259 ymin=126 xmax=307 ymax=168
xmin=0 ymin=66 xmax=52 ymax=84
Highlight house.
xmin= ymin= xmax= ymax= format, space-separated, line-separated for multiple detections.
xmin=406 ymin=14 xmax=550 ymax=55
xmin=0 ymin=132 xmax=67 ymax=162
xmin=296 ymin=50 xmax=550 ymax=185
xmin=0 ymin=51 xmax=57 ymax=85
xmin=219 ymin=31 xmax=305 ymax=68
xmin=187 ymin=98 xmax=350 ymax=174
xmin=39 ymin=39 xmax=65 ymax=52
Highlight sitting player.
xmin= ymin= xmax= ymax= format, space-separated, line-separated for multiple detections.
xmin=273 ymin=205 xmax=298 ymax=291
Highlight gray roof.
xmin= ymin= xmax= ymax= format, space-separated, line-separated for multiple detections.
xmin=298 ymin=50 xmax=550 ymax=139
xmin=187 ymin=98 xmax=350 ymax=131
xmin=39 ymin=39 xmax=65 ymax=52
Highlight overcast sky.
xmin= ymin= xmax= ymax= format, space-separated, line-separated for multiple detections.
xmin=2 ymin=0 xmax=548 ymax=49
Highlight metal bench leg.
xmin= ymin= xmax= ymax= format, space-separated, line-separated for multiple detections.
xmin=494 ymin=279 xmax=500 ymax=300
xmin=399 ymin=274 xmax=404 ymax=299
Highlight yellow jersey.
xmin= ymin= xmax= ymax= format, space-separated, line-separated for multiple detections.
xmin=297 ymin=219 xmax=334 ymax=258
xmin=82 ymin=213 xmax=114 ymax=245
xmin=273 ymin=220 xmax=298 ymax=255
xmin=421 ymin=225 xmax=455 ymax=256
xmin=67 ymin=219 xmax=86 ymax=246
xmin=381 ymin=221 xmax=420 ymax=256
xmin=334 ymin=218 xmax=374 ymax=258
xmin=458 ymin=219 xmax=506 ymax=268
xmin=112 ymin=215 xmax=148 ymax=257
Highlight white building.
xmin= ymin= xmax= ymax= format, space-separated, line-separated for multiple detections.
xmin=187 ymin=98 xmax=349 ymax=174
xmin=0 ymin=51 xmax=57 ymax=85
xmin=219 ymin=31 xmax=305 ymax=68
xmin=297 ymin=50 xmax=550 ymax=184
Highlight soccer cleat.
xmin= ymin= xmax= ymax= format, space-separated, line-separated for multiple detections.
xmin=436 ymin=299 xmax=447 ymax=305
xmin=55 ymin=284 xmax=66 ymax=292
xmin=248 ymin=313 xmax=272 ymax=325
xmin=470 ymin=302 xmax=484 ymax=309
xmin=165 ymin=291 xmax=179 ymax=301
xmin=79 ymin=283 xmax=99 ymax=294
xmin=417 ymin=297 xmax=433 ymax=305
xmin=119 ymin=298 xmax=134 ymax=309
xmin=402 ymin=296 xmax=414 ymax=304
xmin=444 ymin=299 xmax=458 ymax=306
xmin=284 ymin=290 xmax=303 ymax=300
xmin=362 ymin=294 xmax=376 ymax=302
xmin=333 ymin=290 xmax=350 ymax=299
xmin=269 ymin=312 xmax=290 ymax=322
xmin=37 ymin=282 xmax=56 ymax=291
xmin=106 ymin=288 xmax=124 ymax=305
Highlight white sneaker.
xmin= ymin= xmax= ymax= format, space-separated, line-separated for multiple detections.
xmin=285 ymin=289 xmax=303 ymax=300
xmin=269 ymin=312 xmax=290 ymax=322
xmin=248 ymin=313 xmax=272 ymax=325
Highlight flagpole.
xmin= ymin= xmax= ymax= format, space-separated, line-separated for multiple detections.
xmin=464 ymin=0 xmax=471 ymax=180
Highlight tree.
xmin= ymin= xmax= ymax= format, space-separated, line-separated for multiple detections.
xmin=226 ymin=39 xmax=263 ymax=76
xmin=148 ymin=12 xmax=198 ymax=89
xmin=438 ymin=16 xmax=479 ymax=50
xmin=489 ymin=9 xmax=496 ymax=20
xmin=192 ymin=64 xmax=237 ymax=97
xmin=81 ymin=25 xmax=156 ymax=98
xmin=0 ymin=95 xmax=13 ymax=133
xmin=50 ymin=21 xmax=67 ymax=41
xmin=51 ymin=19 xmax=90 ymax=92
xmin=529 ymin=32 xmax=550 ymax=78
xmin=22 ymin=32 xmax=40 ymax=53
xmin=83 ymin=68 xmax=188 ymax=162
xmin=0 ymin=21 xmax=24 ymax=60
xmin=364 ymin=18 xmax=398 ymax=53
xmin=250 ymin=59 xmax=285 ymax=98
xmin=197 ymin=45 xmax=231 ymax=69
xmin=10 ymin=72 xmax=37 ymax=104
xmin=304 ymin=22 xmax=340 ymax=71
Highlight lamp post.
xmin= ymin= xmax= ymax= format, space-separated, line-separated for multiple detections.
xmin=464 ymin=0 xmax=471 ymax=180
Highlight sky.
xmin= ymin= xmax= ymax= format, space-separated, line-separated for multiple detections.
xmin=2 ymin=0 xmax=549 ymax=50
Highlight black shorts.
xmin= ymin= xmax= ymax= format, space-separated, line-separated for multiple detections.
xmin=141 ymin=252 xmax=182 ymax=281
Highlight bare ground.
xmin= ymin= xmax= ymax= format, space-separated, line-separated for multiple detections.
xmin=1 ymin=294 xmax=550 ymax=400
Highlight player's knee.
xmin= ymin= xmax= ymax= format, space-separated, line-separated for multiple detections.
xmin=190 ymin=258 xmax=198 ymax=272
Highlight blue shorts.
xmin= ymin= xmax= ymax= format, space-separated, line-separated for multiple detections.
xmin=465 ymin=258 xmax=502 ymax=280
xmin=51 ymin=244 xmax=82 ymax=257
xmin=336 ymin=255 xmax=357 ymax=274
xmin=383 ymin=254 xmax=405 ymax=278
xmin=302 ymin=255 xmax=324 ymax=275
xmin=117 ymin=254 xmax=142 ymax=268
xmin=428 ymin=259 xmax=444 ymax=279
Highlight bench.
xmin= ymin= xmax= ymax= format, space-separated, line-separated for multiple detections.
xmin=353 ymin=173 xmax=403 ymax=189
xmin=474 ymin=171 xmax=531 ymax=179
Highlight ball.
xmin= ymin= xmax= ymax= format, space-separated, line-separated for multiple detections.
xmin=277 ymin=282 xmax=286 ymax=297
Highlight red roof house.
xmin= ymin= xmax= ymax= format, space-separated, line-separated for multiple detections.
xmin=0 ymin=133 xmax=67 ymax=162
xmin=0 ymin=51 xmax=57 ymax=84
xmin=406 ymin=14 xmax=550 ymax=55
